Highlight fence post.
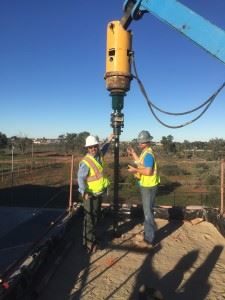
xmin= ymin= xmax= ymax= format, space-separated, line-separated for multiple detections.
xmin=220 ymin=159 xmax=224 ymax=215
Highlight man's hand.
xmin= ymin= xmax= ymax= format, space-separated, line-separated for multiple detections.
xmin=83 ymin=192 xmax=91 ymax=200
xmin=127 ymin=147 xmax=134 ymax=156
xmin=127 ymin=164 xmax=137 ymax=174
xmin=108 ymin=133 xmax=115 ymax=143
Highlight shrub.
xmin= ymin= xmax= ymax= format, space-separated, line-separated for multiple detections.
xmin=160 ymin=164 xmax=188 ymax=176
xmin=205 ymin=175 xmax=219 ymax=186
xmin=195 ymin=163 xmax=209 ymax=174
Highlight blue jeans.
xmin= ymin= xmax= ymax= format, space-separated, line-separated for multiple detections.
xmin=140 ymin=185 xmax=158 ymax=243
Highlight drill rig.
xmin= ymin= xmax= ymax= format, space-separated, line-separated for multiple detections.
xmin=105 ymin=21 xmax=132 ymax=231
xmin=105 ymin=0 xmax=225 ymax=232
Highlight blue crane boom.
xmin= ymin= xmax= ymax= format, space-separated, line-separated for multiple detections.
xmin=122 ymin=0 xmax=225 ymax=64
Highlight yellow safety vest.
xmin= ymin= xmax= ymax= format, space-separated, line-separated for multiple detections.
xmin=81 ymin=154 xmax=110 ymax=194
xmin=136 ymin=147 xmax=160 ymax=187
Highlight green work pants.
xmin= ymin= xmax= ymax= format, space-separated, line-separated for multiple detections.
xmin=83 ymin=195 xmax=102 ymax=247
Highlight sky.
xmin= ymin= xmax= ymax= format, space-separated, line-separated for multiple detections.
xmin=0 ymin=0 xmax=225 ymax=142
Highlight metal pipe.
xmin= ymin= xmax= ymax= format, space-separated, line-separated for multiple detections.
xmin=110 ymin=93 xmax=125 ymax=234
xmin=113 ymin=137 xmax=120 ymax=233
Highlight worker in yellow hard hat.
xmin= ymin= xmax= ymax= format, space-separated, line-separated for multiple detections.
xmin=127 ymin=130 xmax=160 ymax=248
xmin=77 ymin=133 xmax=114 ymax=253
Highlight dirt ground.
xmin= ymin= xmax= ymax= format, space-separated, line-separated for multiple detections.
xmin=37 ymin=216 xmax=225 ymax=300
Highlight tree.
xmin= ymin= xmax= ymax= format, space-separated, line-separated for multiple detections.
xmin=161 ymin=135 xmax=176 ymax=154
xmin=183 ymin=140 xmax=191 ymax=150
xmin=208 ymin=138 xmax=225 ymax=160
xmin=75 ymin=132 xmax=90 ymax=153
xmin=65 ymin=133 xmax=77 ymax=152
xmin=58 ymin=134 xmax=66 ymax=143
xmin=18 ymin=137 xmax=32 ymax=153
xmin=60 ymin=131 xmax=90 ymax=154
xmin=0 ymin=132 xmax=8 ymax=148
xmin=11 ymin=135 xmax=32 ymax=154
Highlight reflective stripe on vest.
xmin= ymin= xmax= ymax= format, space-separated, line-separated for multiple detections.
xmin=138 ymin=147 xmax=160 ymax=187
xmin=82 ymin=154 xmax=110 ymax=193
xmin=82 ymin=156 xmax=103 ymax=182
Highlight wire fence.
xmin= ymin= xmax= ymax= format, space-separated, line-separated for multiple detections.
xmin=0 ymin=156 xmax=224 ymax=210
xmin=104 ymin=183 xmax=222 ymax=209
xmin=0 ymin=157 xmax=76 ymax=209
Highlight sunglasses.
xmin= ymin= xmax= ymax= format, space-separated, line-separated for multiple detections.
xmin=88 ymin=145 xmax=98 ymax=149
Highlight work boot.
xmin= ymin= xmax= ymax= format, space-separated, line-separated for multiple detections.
xmin=134 ymin=232 xmax=144 ymax=242
xmin=134 ymin=239 xmax=154 ymax=249
xmin=85 ymin=241 xmax=101 ymax=254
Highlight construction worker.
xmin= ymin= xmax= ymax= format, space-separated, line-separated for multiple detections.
xmin=127 ymin=130 xmax=160 ymax=247
xmin=77 ymin=133 xmax=114 ymax=253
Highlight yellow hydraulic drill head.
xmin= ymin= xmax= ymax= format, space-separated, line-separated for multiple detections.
xmin=105 ymin=20 xmax=132 ymax=93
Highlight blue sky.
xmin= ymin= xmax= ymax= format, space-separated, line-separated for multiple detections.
xmin=1 ymin=0 xmax=225 ymax=142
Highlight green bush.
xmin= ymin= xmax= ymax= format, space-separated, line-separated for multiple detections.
xmin=160 ymin=164 xmax=189 ymax=176
xmin=195 ymin=163 xmax=209 ymax=174
xmin=159 ymin=175 xmax=172 ymax=185
xmin=205 ymin=175 xmax=219 ymax=185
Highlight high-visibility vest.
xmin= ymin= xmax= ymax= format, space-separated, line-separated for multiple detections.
xmin=137 ymin=147 xmax=160 ymax=187
xmin=81 ymin=154 xmax=110 ymax=194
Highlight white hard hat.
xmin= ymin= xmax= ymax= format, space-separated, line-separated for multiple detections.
xmin=85 ymin=135 xmax=99 ymax=147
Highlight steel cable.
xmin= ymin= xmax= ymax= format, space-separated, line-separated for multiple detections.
xmin=132 ymin=55 xmax=225 ymax=128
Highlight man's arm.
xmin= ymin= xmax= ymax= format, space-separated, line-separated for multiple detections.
xmin=128 ymin=153 xmax=154 ymax=176
xmin=127 ymin=147 xmax=139 ymax=163
xmin=77 ymin=162 xmax=89 ymax=196
xmin=101 ymin=133 xmax=114 ymax=156
xmin=143 ymin=153 xmax=154 ymax=175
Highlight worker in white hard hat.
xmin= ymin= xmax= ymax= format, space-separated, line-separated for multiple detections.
xmin=77 ymin=133 xmax=114 ymax=253
xmin=127 ymin=130 xmax=160 ymax=248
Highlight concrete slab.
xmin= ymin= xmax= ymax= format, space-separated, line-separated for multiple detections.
xmin=37 ymin=217 xmax=225 ymax=300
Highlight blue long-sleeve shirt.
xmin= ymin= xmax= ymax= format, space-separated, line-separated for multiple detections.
xmin=77 ymin=142 xmax=110 ymax=195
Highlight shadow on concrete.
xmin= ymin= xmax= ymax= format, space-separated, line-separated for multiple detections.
xmin=154 ymin=220 xmax=183 ymax=245
xmin=34 ymin=211 xmax=224 ymax=300
xmin=130 ymin=243 xmax=224 ymax=300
